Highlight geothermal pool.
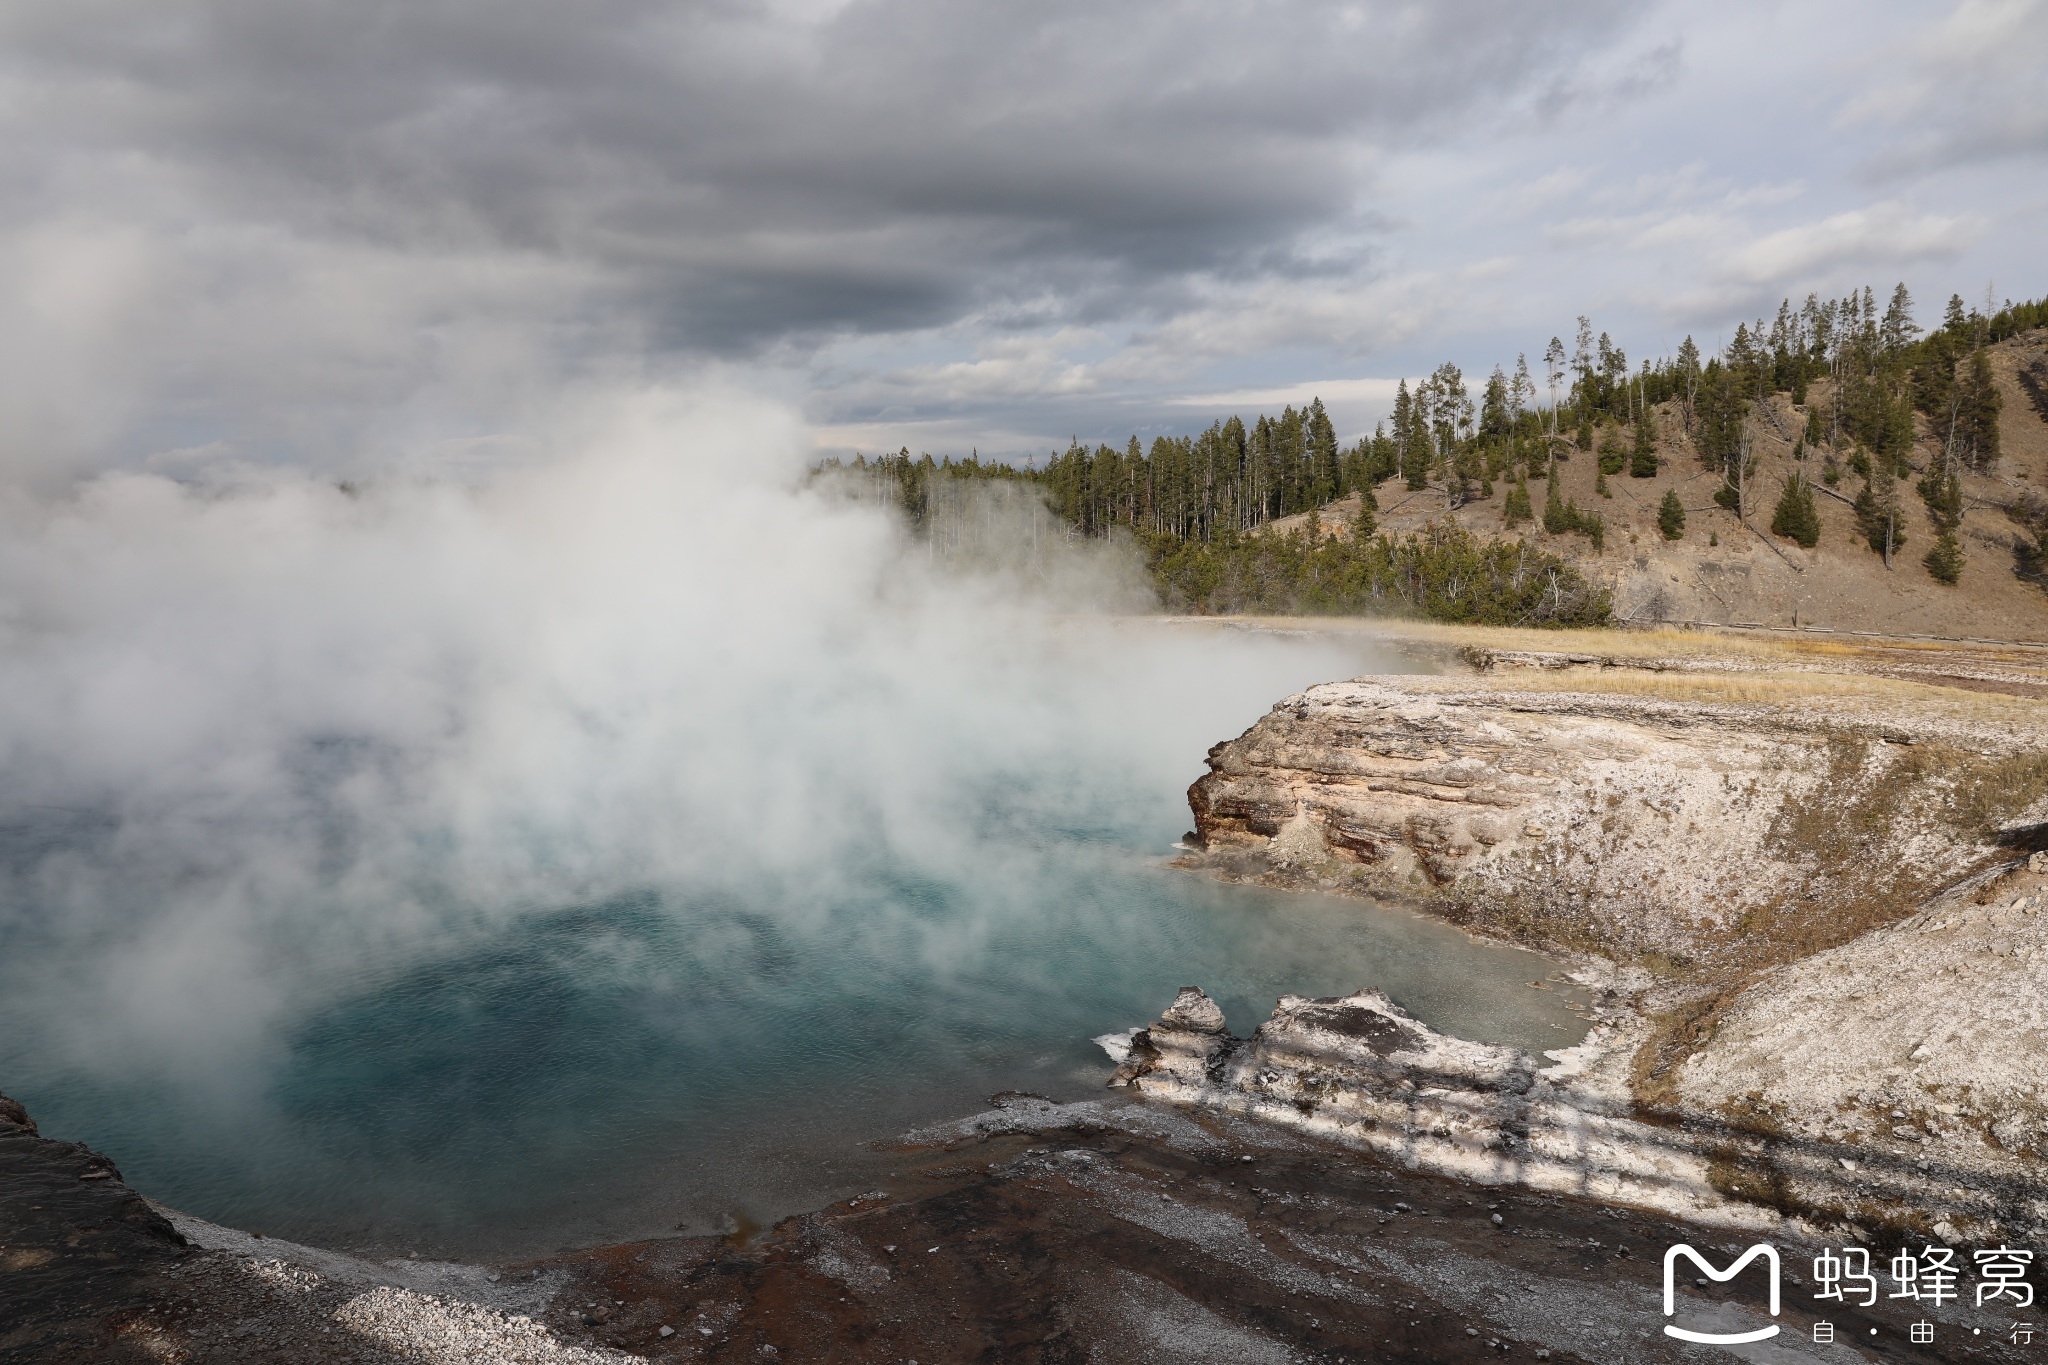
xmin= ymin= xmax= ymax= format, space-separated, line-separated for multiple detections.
xmin=5 ymin=846 xmax=1586 ymax=1260
xmin=0 ymin=623 xmax=1586 ymax=1260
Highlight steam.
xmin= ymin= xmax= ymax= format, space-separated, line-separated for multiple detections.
xmin=0 ymin=386 xmax=1382 ymax=1108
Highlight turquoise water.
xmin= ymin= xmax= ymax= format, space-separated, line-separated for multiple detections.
xmin=10 ymin=855 xmax=1585 ymax=1258
xmin=0 ymin=623 xmax=1586 ymax=1259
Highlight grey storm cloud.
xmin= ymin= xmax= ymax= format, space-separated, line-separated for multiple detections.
xmin=0 ymin=0 xmax=1637 ymax=466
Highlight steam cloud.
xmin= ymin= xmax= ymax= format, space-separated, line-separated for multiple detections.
xmin=0 ymin=385 xmax=1381 ymax=1112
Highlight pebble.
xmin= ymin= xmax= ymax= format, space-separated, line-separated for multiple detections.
xmin=335 ymin=1284 xmax=623 ymax=1363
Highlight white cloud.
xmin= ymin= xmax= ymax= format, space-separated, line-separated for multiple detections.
xmin=1839 ymin=0 xmax=2048 ymax=172
xmin=1721 ymin=202 xmax=1980 ymax=285
xmin=0 ymin=0 xmax=2037 ymax=473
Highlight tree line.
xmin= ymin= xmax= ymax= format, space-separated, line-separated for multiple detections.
xmin=816 ymin=285 xmax=2045 ymax=616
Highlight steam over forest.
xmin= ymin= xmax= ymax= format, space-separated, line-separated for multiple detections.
xmin=818 ymin=287 xmax=2047 ymax=627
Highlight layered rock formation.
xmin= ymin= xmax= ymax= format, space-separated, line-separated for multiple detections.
xmin=1115 ymin=985 xmax=2048 ymax=1244
xmin=1181 ymin=668 xmax=2046 ymax=971
xmin=1166 ymin=653 xmax=2048 ymax=1238
xmin=1117 ymin=986 xmax=1753 ymax=1223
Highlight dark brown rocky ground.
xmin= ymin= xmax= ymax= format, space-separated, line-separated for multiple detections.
xmin=5 ymin=1088 xmax=2033 ymax=1364
xmin=0 ymin=1093 xmax=190 ymax=1362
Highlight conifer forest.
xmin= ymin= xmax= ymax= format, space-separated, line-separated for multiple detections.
xmin=819 ymin=286 xmax=2047 ymax=626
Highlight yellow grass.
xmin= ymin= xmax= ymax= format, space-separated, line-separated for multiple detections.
xmin=1176 ymin=615 xmax=2048 ymax=670
xmin=1479 ymin=665 xmax=2029 ymax=708
xmin=1186 ymin=616 xmax=1826 ymax=663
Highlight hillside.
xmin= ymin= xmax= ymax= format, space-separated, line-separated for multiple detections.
xmin=1272 ymin=326 xmax=2048 ymax=640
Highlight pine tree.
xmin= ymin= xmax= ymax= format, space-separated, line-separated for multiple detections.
xmin=1630 ymin=407 xmax=1659 ymax=477
xmin=1368 ymin=422 xmax=1398 ymax=485
xmin=1880 ymin=283 xmax=1920 ymax=355
xmin=1854 ymin=477 xmax=1907 ymax=562
xmin=1879 ymin=390 xmax=1917 ymax=477
xmin=1306 ymin=398 xmax=1339 ymax=505
xmin=1481 ymin=366 xmax=1511 ymax=441
xmin=1512 ymin=353 xmax=1535 ymax=430
xmin=1770 ymin=474 xmax=1820 ymax=547
xmin=1674 ymin=336 xmax=1702 ymax=435
xmin=1924 ymin=530 xmax=1964 ymax=583
xmin=1658 ymin=489 xmax=1686 ymax=540
xmin=1503 ymin=467 xmax=1533 ymax=527
xmin=1803 ymin=404 xmax=1824 ymax=446
xmin=1919 ymin=467 xmax=1962 ymax=532
xmin=1349 ymin=495 xmax=1377 ymax=540
xmin=1543 ymin=337 xmax=1566 ymax=439
xmin=1595 ymin=469 xmax=1611 ymax=498
xmin=1542 ymin=461 xmax=1571 ymax=533
xmin=1943 ymin=293 xmax=1969 ymax=335
xmin=1956 ymin=347 xmax=2003 ymax=469
xmin=1395 ymin=380 xmax=1429 ymax=491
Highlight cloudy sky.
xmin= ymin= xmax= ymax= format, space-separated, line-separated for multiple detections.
xmin=1 ymin=0 xmax=2042 ymax=475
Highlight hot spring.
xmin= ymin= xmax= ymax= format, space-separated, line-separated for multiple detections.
xmin=0 ymin=406 xmax=1586 ymax=1259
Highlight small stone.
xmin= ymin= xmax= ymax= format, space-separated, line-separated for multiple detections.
xmin=1491 ymin=1214 xmax=1503 ymax=1225
xmin=1466 ymin=1326 xmax=1479 ymax=1336
xmin=1909 ymin=1043 xmax=1932 ymax=1061
xmin=658 ymin=1326 xmax=674 ymax=1337
xmin=1991 ymin=1115 xmax=2032 ymax=1150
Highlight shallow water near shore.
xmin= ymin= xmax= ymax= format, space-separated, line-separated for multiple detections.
xmin=15 ymin=861 xmax=1586 ymax=1259
xmin=0 ymin=621 xmax=1587 ymax=1261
